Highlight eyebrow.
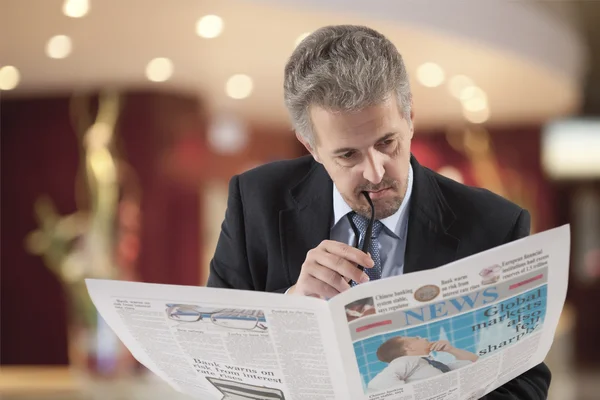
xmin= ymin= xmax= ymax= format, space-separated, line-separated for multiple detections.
xmin=332 ymin=132 xmax=397 ymax=155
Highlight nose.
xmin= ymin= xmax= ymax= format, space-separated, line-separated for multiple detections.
xmin=362 ymin=150 xmax=384 ymax=184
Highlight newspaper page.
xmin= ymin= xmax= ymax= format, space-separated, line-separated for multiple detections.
xmin=329 ymin=224 xmax=570 ymax=400
xmin=86 ymin=224 xmax=569 ymax=400
xmin=85 ymin=280 xmax=352 ymax=400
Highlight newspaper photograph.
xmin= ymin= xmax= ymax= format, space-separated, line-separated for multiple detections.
xmin=85 ymin=224 xmax=570 ymax=400
xmin=165 ymin=305 xmax=269 ymax=332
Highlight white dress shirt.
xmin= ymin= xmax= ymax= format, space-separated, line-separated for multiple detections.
xmin=330 ymin=165 xmax=413 ymax=278
xmin=367 ymin=355 xmax=473 ymax=391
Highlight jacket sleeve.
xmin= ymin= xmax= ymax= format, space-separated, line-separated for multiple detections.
xmin=206 ymin=175 xmax=255 ymax=290
xmin=484 ymin=209 xmax=552 ymax=400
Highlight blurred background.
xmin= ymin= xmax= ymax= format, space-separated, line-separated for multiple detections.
xmin=1 ymin=0 xmax=599 ymax=399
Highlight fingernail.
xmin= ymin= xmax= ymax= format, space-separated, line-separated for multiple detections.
xmin=360 ymin=274 xmax=370 ymax=283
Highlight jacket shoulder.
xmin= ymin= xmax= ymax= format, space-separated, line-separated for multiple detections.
xmin=234 ymin=155 xmax=316 ymax=204
xmin=425 ymin=168 xmax=527 ymax=240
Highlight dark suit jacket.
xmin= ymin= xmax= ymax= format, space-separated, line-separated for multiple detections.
xmin=207 ymin=155 xmax=551 ymax=399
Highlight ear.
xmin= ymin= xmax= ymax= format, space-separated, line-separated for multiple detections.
xmin=409 ymin=99 xmax=415 ymax=139
xmin=295 ymin=132 xmax=321 ymax=163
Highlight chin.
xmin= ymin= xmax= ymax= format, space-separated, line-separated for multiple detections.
xmin=349 ymin=193 xmax=402 ymax=219
xmin=373 ymin=198 xmax=402 ymax=219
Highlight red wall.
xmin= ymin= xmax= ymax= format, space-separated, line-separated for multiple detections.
xmin=1 ymin=92 xmax=204 ymax=365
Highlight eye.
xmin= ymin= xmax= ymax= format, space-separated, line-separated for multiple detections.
xmin=379 ymin=138 xmax=394 ymax=147
xmin=340 ymin=150 xmax=356 ymax=159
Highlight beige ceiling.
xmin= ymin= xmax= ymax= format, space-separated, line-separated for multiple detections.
xmin=0 ymin=0 xmax=588 ymax=130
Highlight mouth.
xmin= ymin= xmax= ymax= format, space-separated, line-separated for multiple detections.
xmin=365 ymin=188 xmax=392 ymax=199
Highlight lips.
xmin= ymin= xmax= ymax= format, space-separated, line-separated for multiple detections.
xmin=366 ymin=188 xmax=391 ymax=199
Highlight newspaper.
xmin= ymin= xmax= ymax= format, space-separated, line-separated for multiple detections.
xmin=85 ymin=224 xmax=570 ymax=400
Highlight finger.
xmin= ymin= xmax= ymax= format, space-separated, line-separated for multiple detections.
xmin=312 ymin=251 xmax=369 ymax=284
xmin=322 ymin=240 xmax=375 ymax=269
xmin=306 ymin=262 xmax=352 ymax=293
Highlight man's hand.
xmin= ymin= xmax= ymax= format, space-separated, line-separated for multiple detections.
xmin=287 ymin=240 xmax=374 ymax=298
xmin=429 ymin=340 xmax=453 ymax=352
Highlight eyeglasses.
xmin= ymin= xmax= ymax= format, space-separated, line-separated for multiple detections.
xmin=346 ymin=191 xmax=375 ymax=280
xmin=206 ymin=377 xmax=285 ymax=400
xmin=166 ymin=304 xmax=268 ymax=331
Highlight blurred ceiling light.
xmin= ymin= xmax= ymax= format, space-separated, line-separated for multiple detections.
xmin=295 ymin=32 xmax=311 ymax=47
xmin=0 ymin=65 xmax=21 ymax=90
xmin=208 ymin=112 xmax=249 ymax=155
xmin=196 ymin=15 xmax=223 ymax=39
xmin=62 ymin=0 xmax=90 ymax=18
xmin=416 ymin=62 xmax=445 ymax=87
xmin=462 ymin=96 xmax=488 ymax=112
xmin=463 ymin=107 xmax=490 ymax=124
xmin=459 ymin=85 xmax=486 ymax=101
xmin=448 ymin=75 xmax=473 ymax=98
xmin=46 ymin=35 xmax=72 ymax=59
xmin=146 ymin=57 xmax=174 ymax=82
xmin=226 ymin=74 xmax=253 ymax=99
xmin=460 ymin=85 xmax=488 ymax=112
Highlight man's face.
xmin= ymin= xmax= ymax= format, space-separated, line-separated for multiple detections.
xmin=302 ymin=95 xmax=414 ymax=220
xmin=404 ymin=336 xmax=431 ymax=355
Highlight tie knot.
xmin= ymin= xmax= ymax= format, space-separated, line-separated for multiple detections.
xmin=350 ymin=212 xmax=384 ymax=238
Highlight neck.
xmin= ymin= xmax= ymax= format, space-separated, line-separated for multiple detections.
xmin=405 ymin=351 xmax=428 ymax=357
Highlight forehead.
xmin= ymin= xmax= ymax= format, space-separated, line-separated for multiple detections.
xmin=309 ymin=97 xmax=406 ymax=148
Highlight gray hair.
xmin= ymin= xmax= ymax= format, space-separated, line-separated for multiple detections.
xmin=283 ymin=25 xmax=412 ymax=146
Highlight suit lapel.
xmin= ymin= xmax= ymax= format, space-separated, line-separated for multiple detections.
xmin=279 ymin=162 xmax=333 ymax=285
xmin=404 ymin=156 xmax=460 ymax=274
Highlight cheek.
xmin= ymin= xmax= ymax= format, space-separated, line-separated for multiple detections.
xmin=383 ymin=162 xmax=403 ymax=179
xmin=337 ymin=174 xmax=359 ymax=193
xmin=330 ymin=163 xmax=361 ymax=184
xmin=348 ymin=168 xmax=367 ymax=189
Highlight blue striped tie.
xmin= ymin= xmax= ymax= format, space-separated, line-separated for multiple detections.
xmin=350 ymin=212 xmax=384 ymax=284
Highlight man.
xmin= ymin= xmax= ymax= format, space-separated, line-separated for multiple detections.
xmin=207 ymin=25 xmax=551 ymax=399
xmin=368 ymin=336 xmax=478 ymax=390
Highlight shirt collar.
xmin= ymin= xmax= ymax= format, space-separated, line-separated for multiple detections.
xmin=332 ymin=164 xmax=413 ymax=239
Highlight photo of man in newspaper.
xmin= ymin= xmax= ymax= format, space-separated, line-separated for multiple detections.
xmin=367 ymin=335 xmax=478 ymax=390
xmin=166 ymin=304 xmax=268 ymax=332
xmin=353 ymin=284 xmax=549 ymax=393
xmin=345 ymin=297 xmax=376 ymax=322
